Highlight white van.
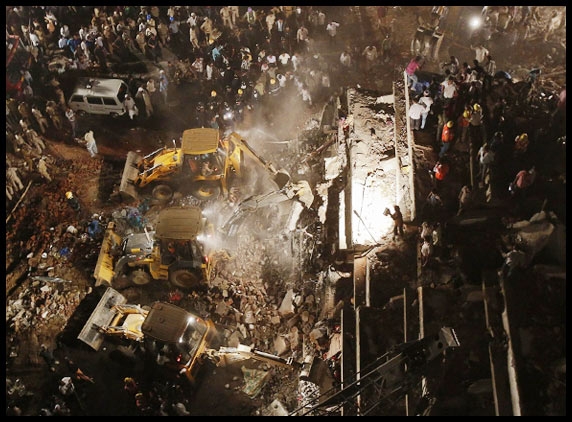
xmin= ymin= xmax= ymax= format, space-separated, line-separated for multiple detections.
xmin=68 ymin=78 xmax=128 ymax=117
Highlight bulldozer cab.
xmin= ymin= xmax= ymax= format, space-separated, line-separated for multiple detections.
xmin=181 ymin=128 xmax=221 ymax=176
xmin=141 ymin=301 xmax=217 ymax=383
xmin=154 ymin=206 xmax=215 ymax=289
xmin=181 ymin=128 xmax=220 ymax=155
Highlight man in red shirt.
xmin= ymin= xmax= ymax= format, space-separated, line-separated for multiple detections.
xmin=432 ymin=159 xmax=450 ymax=189
xmin=439 ymin=121 xmax=455 ymax=158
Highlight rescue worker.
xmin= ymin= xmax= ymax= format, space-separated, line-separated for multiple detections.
xmin=83 ymin=130 xmax=98 ymax=157
xmin=386 ymin=205 xmax=404 ymax=240
xmin=66 ymin=191 xmax=81 ymax=212
xmin=123 ymin=377 xmax=138 ymax=395
xmin=37 ymin=156 xmax=52 ymax=181
xmin=439 ymin=120 xmax=455 ymax=158
xmin=457 ymin=107 xmax=471 ymax=144
xmin=469 ymin=103 xmax=486 ymax=146
xmin=513 ymin=132 xmax=529 ymax=158
xmin=432 ymin=160 xmax=449 ymax=190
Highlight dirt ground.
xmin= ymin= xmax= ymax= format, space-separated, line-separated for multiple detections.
xmin=6 ymin=6 xmax=566 ymax=416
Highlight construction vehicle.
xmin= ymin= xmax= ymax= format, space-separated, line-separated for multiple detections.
xmin=118 ymin=128 xmax=292 ymax=203
xmin=78 ymin=287 xmax=218 ymax=383
xmin=79 ymin=287 xmax=303 ymax=384
xmin=93 ymin=206 xmax=216 ymax=290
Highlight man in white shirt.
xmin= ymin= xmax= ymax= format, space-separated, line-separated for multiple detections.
xmin=470 ymin=43 xmax=489 ymax=64
xmin=418 ymin=90 xmax=434 ymax=130
xmin=278 ymin=51 xmax=291 ymax=71
xmin=408 ymin=97 xmax=426 ymax=131
xmin=440 ymin=76 xmax=457 ymax=103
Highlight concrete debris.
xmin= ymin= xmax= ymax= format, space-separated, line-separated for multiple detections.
xmin=241 ymin=366 xmax=271 ymax=398
xmin=263 ymin=399 xmax=289 ymax=416
xmin=278 ymin=289 xmax=295 ymax=317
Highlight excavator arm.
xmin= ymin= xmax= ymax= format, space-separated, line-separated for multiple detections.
xmin=204 ymin=344 xmax=302 ymax=370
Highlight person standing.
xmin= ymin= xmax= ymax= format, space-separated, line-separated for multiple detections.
xmin=469 ymin=103 xmax=486 ymax=147
xmin=37 ymin=156 xmax=52 ymax=181
xmin=66 ymin=191 xmax=81 ymax=212
xmin=423 ymin=187 xmax=444 ymax=219
xmin=326 ymin=20 xmax=340 ymax=45
xmin=418 ymin=90 xmax=433 ymax=130
xmin=31 ymin=107 xmax=49 ymax=135
xmin=470 ymin=43 xmax=489 ymax=64
xmin=386 ymin=205 xmax=404 ymax=240
xmin=146 ymin=31 xmax=160 ymax=64
xmin=456 ymin=107 xmax=471 ymax=144
xmin=381 ymin=32 xmax=392 ymax=63
xmin=65 ymin=107 xmax=78 ymax=140
xmin=25 ymin=128 xmax=46 ymax=154
xmin=82 ymin=130 xmax=98 ymax=157
xmin=477 ymin=143 xmax=495 ymax=186
xmin=406 ymin=55 xmax=423 ymax=90
xmin=220 ymin=6 xmax=233 ymax=30
xmin=408 ymin=97 xmax=426 ymax=131
xmin=7 ymin=166 xmax=25 ymax=192
xmin=432 ymin=159 xmax=449 ymax=190
xmin=439 ymin=120 xmax=455 ymax=158
xmin=124 ymin=94 xmax=139 ymax=121
xmin=46 ymin=101 xmax=64 ymax=132
xmin=362 ymin=45 xmax=378 ymax=72
xmin=457 ymin=185 xmax=472 ymax=215
xmin=420 ymin=237 xmax=433 ymax=267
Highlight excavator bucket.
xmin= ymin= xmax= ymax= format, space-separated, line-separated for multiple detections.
xmin=119 ymin=151 xmax=144 ymax=202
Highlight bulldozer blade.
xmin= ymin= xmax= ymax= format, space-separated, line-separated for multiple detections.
xmin=77 ymin=287 xmax=127 ymax=351
xmin=119 ymin=151 xmax=144 ymax=202
xmin=93 ymin=222 xmax=122 ymax=287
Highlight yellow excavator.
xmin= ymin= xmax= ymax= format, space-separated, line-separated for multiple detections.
xmin=93 ymin=206 xmax=218 ymax=290
xmin=78 ymin=287 xmax=304 ymax=384
xmin=118 ymin=128 xmax=291 ymax=203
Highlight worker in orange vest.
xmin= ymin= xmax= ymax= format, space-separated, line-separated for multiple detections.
xmin=439 ymin=120 xmax=455 ymax=158
xmin=432 ymin=159 xmax=450 ymax=189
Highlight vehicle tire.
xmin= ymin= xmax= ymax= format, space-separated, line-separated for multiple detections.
xmin=170 ymin=268 xmax=202 ymax=289
xmin=130 ymin=269 xmax=151 ymax=285
xmin=152 ymin=184 xmax=173 ymax=202
xmin=191 ymin=181 xmax=221 ymax=200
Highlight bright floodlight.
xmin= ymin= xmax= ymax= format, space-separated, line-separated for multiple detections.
xmin=469 ymin=16 xmax=482 ymax=30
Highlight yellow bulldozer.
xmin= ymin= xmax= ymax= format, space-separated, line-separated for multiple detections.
xmin=78 ymin=287 xmax=305 ymax=384
xmin=118 ymin=127 xmax=291 ymax=203
xmin=93 ymin=206 xmax=218 ymax=290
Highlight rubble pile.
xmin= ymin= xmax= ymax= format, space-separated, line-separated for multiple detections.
xmin=6 ymin=280 xmax=91 ymax=363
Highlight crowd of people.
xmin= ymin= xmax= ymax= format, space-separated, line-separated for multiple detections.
xmin=6 ymin=6 xmax=384 ymax=210
xmin=5 ymin=6 xmax=565 ymax=415
xmin=406 ymin=27 xmax=565 ymax=269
